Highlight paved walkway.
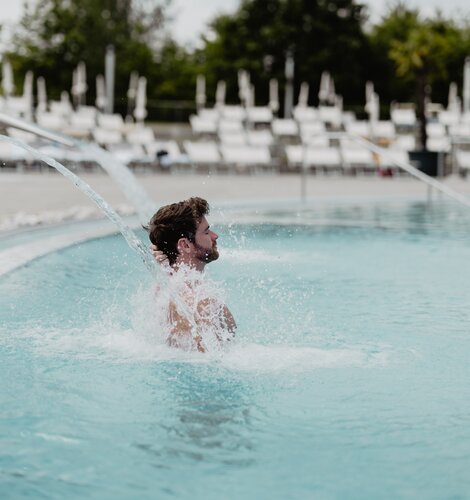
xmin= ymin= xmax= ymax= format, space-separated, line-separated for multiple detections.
xmin=1 ymin=171 xmax=470 ymax=276
xmin=2 ymin=172 xmax=470 ymax=226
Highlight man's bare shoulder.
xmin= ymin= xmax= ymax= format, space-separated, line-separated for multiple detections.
xmin=168 ymin=301 xmax=205 ymax=352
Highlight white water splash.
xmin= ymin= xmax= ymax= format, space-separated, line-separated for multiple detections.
xmin=8 ymin=322 xmax=390 ymax=372
xmin=83 ymin=143 xmax=156 ymax=224
xmin=223 ymin=248 xmax=297 ymax=263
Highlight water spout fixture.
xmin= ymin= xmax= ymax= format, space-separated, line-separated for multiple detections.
xmin=0 ymin=111 xmax=76 ymax=147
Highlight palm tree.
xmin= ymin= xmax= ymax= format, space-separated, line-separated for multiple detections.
xmin=389 ymin=19 xmax=451 ymax=151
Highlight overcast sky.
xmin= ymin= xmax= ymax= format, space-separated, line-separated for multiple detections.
xmin=1 ymin=0 xmax=470 ymax=49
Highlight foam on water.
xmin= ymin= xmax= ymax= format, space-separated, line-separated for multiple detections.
xmin=3 ymin=320 xmax=390 ymax=372
xmin=223 ymin=248 xmax=299 ymax=263
xmin=1 ymin=268 xmax=391 ymax=372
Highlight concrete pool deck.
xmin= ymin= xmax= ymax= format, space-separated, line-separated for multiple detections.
xmin=2 ymin=171 xmax=470 ymax=229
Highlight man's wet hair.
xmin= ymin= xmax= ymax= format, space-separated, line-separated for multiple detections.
xmin=144 ymin=197 xmax=209 ymax=265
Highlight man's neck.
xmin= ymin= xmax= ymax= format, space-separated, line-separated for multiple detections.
xmin=174 ymin=256 xmax=206 ymax=273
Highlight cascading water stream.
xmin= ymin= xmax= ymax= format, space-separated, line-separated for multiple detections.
xmin=79 ymin=142 xmax=157 ymax=224
xmin=0 ymin=120 xmax=203 ymax=341
xmin=0 ymin=134 xmax=159 ymax=275
xmin=0 ymin=135 xmax=203 ymax=339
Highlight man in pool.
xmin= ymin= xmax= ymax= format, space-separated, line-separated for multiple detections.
xmin=145 ymin=197 xmax=236 ymax=352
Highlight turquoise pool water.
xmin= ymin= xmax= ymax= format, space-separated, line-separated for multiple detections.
xmin=1 ymin=200 xmax=470 ymax=499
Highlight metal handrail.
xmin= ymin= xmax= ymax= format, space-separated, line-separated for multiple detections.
xmin=0 ymin=111 xmax=76 ymax=147
xmin=300 ymin=132 xmax=470 ymax=209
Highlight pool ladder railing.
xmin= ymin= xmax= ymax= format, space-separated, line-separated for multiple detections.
xmin=0 ymin=111 xmax=76 ymax=147
xmin=300 ymin=132 xmax=470 ymax=209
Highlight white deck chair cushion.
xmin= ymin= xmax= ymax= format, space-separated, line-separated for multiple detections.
xmin=456 ymin=150 xmax=470 ymax=170
xmin=126 ymin=127 xmax=155 ymax=145
xmin=189 ymin=115 xmax=217 ymax=134
xmin=220 ymin=145 xmax=270 ymax=165
xmin=272 ymin=119 xmax=298 ymax=136
xmin=300 ymin=147 xmax=341 ymax=167
xmin=293 ymin=106 xmax=318 ymax=122
xmin=246 ymin=107 xmax=273 ymax=123
xmin=247 ymin=129 xmax=274 ymax=146
xmin=345 ymin=121 xmax=371 ymax=137
xmin=184 ymin=141 xmax=221 ymax=163
xmin=341 ymin=147 xmax=375 ymax=166
xmin=92 ymin=128 xmax=122 ymax=145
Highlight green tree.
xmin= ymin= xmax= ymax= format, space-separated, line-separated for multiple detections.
xmin=386 ymin=9 xmax=463 ymax=149
xmin=6 ymin=0 xmax=168 ymax=109
xmin=146 ymin=39 xmax=201 ymax=120
xmin=199 ymin=0 xmax=371 ymax=111
xmin=367 ymin=4 xmax=422 ymax=105
xmin=369 ymin=3 xmax=470 ymax=146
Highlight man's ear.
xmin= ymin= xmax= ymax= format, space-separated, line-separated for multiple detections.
xmin=176 ymin=237 xmax=192 ymax=254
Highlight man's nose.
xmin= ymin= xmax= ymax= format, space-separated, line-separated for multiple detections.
xmin=211 ymin=231 xmax=218 ymax=240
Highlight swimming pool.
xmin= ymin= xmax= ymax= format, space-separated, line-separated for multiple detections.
xmin=1 ymin=199 xmax=470 ymax=499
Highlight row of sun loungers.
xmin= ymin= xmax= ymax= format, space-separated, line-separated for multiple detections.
xmin=183 ymin=104 xmax=470 ymax=174
xmin=191 ymin=105 xmax=470 ymax=149
xmin=3 ymin=130 xmax=470 ymax=176
xmin=2 ymin=100 xmax=470 ymax=175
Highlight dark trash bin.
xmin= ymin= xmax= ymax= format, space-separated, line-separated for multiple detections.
xmin=408 ymin=150 xmax=439 ymax=177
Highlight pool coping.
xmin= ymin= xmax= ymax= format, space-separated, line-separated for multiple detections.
xmin=0 ymin=218 xmax=131 ymax=277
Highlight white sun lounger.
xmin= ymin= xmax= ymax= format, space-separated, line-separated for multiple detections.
xmin=392 ymin=135 xmax=416 ymax=151
xmin=0 ymin=140 xmax=33 ymax=168
xmin=126 ymin=126 xmax=155 ymax=146
xmin=426 ymin=136 xmax=451 ymax=152
xmin=246 ymin=106 xmax=273 ymax=124
xmin=183 ymin=141 xmax=221 ymax=173
xmin=218 ymin=132 xmax=247 ymax=145
xmin=145 ymin=140 xmax=185 ymax=168
xmin=293 ymin=106 xmax=318 ymax=123
xmin=318 ymin=106 xmax=342 ymax=128
xmin=285 ymin=145 xmax=341 ymax=173
xmin=340 ymin=139 xmax=376 ymax=173
xmin=36 ymin=112 xmax=67 ymax=131
xmin=370 ymin=121 xmax=396 ymax=141
xmin=220 ymin=144 xmax=273 ymax=173
xmin=92 ymin=128 xmax=123 ymax=147
xmin=272 ymin=118 xmax=298 ymax=137
xmin=449 ymin=123 xmax=470 ymax=137
xmin=218 ymin=120 xmax=244 ymax=134
xmin=300 ymin=122 xmax=327 ymax=144
xmin=246 ymin=129 xmax=274 ymax=147
xmin=426 ymin=122 xmax=446 ymax=138
xmin=97 ymin=113 xmax=126 ymax=132
xmin=108 ymin=144 xmax=150 ymax=167
xmin=455 ymin=150 xmax=470 ymax=174
xmin=345 ymin=121 xmax=371 ymax=138
xmin=391 ymin=108 xmax=416 ymax=128
xmin=189 ymin=115 xmax=217 ymax=135
xmin=220 ymin=105 xmax=246 ymax=121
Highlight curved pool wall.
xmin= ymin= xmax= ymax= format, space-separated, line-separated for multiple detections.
xmin=2 ymin=198 xmax=470 ymax=499
xmin=0 ymin=215 xmax=141 ymax=277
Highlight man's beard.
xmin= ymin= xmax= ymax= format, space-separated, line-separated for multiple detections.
xmin=194 ymin=242 xmax=219 ymax=263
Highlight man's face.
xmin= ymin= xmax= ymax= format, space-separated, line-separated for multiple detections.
xmin=192 ymin=216 xmax=219 ymax=263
